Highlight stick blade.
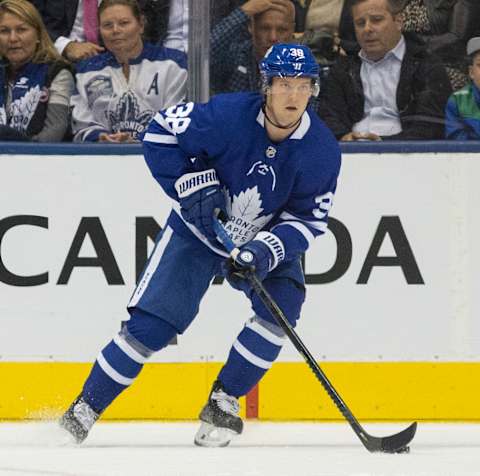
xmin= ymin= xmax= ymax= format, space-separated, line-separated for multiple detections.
xmin=364 ymin=422 xmax=417 ymax=453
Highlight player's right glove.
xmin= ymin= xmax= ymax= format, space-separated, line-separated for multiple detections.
xmin=222 ymin=233 xmax=285 ymax=293
xmin=175 ymin=169 xmax=227 ymax=240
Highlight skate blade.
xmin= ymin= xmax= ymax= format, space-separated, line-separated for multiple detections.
xmin=56 ymin=424 xmax=80 ymax=446
xmin=194 ymin=421 xmax=237 ymax=447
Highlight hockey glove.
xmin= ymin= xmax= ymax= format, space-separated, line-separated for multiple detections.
xmin=223 ymin=233 xmax=285 ymax=293
xmin=175 ymin=169 xmax=227 ymax=240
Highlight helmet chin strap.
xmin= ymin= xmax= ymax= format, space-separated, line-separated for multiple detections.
xmin=262 ymin=103 xmax=302 ymax=130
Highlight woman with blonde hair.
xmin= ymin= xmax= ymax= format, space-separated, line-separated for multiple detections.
xmin=0 ymin=0 xmax=74 ymax=141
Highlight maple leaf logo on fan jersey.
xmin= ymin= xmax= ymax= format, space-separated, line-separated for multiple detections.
xmin=223 ymin=186 xmax=273 ymax=245
xmin=108 ymin=90 xmax=154 ymax=139
xmin=8 ymin=85 xmax=42 ymax=131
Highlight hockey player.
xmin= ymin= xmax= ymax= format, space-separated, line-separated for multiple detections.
xmin=59 ymin=43 xmax=341 ymax=447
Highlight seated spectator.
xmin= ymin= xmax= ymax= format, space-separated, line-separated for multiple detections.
xmin=400 ymin=0 xmax=480 ymax=91
xmin=70 ymin=0 xmax=187 ymax=143
xmin=30 ymin=0 xmax=173 ymax=62
xmin=318 ymin=0 xmax=452 ymax=141
xmin=445 ymin=37 xmax=480 ymax=140
xmin=210 ymin=0 xmax=295 ymax=95
xmin=0 ymin=0 xmax=74 ymax=142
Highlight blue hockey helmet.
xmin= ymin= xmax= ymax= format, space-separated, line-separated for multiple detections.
xmin=259 ymin=43 xmax=320 ymax=96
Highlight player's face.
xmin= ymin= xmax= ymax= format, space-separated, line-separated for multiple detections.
xmin=0 ymin=12 xmax=38 ymax=69
xmin=352 ymin=0 xmax=402 ymax=62
xmin=251 ymin=9 xmax=295 ymax=61
xmin=266 ymin=77 xmax=312 ymax=126
xmin=469 ymin=53 xmax=480 ymax=89
xmin=100 ymin=5 xmax=144 ymax=60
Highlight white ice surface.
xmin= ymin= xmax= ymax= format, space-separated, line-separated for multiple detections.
xmin=0 ymin=422 xmax=478 ymax=476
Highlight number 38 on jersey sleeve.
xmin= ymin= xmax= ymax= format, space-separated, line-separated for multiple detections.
xmin=142 ymin=101 xmax=227 ymax=200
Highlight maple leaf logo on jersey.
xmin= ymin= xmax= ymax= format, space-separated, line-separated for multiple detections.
xmin=108 ymin=90 xmax=154 ymax=139
xmin=8 ymin=85 xmax=42 ymax=131
xmin=223 ymin=186 xmax=273 ymax=245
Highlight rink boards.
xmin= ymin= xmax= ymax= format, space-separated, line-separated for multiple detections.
xmin=0 ymin=147 xmax=479 ymax=420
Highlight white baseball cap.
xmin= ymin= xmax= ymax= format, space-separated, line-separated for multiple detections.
xmin=467 ymin=37 xmax=480 ymax=56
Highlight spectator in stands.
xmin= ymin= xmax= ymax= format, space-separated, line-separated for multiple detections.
xmin=71 ymin=0 xmax=187 ymax=143
xmin=445 ymin=37 xmax=480 ymax=140
xmin=210 ymin=0 xmax=295 ymax=95
xmin=30 ymin=0 xmax=175 ymax=62
xmin=0 ymin=0 xmax=74 ymax=142
xmin=318 ymin=0 xmax=452 ymax=141
xmin=400 ymin=0 xmax=480 ymax=92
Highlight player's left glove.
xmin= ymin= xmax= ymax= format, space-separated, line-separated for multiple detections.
xmin=175 ymin=169 xmax=227 ymax=240
xmin=223 ymin=232 xmax=285 ymax=293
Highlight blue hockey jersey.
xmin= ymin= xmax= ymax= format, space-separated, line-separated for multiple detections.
xmin=142 ymin=92 xmax=341 ymax=262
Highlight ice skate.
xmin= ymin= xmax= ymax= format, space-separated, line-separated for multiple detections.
xmin=194 ymin=380 xmax=243 ymax=447
xmin=59 ymin=395 xmax=99 ymax=444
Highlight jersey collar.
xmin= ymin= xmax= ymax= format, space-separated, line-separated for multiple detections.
xmin=256 ymin=107 xmax=311 ymax=140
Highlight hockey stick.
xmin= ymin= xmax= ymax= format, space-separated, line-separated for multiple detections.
xmin=213 ymin=218 xmax=417 ymax=453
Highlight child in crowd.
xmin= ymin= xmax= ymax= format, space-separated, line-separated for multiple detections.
xmin=445 ymin=37 xmax=480 ymax=140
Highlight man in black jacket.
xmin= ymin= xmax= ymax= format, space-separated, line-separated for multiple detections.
xmin=318 ymin=0 xmax=452 ymax=141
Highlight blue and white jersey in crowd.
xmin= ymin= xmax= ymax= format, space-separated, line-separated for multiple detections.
xmin=71 ymin=43 xmax=187 ymax=142
xmin=143 ymin=92 xmax=341 ymax=262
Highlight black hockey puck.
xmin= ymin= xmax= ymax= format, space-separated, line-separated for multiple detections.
xmin=395 ymin=446 xmax=410 ymax=454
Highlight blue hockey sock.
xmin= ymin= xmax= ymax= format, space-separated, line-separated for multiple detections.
xmin=82 ymin=336 xmax=144 ymax=413
xmin=82 ymin=310 xmax=178 ymax=413
xmin=218 ymin=315 xmax=286 ymax=397
xmin=83 ymin=360 xmax=129 ymax=413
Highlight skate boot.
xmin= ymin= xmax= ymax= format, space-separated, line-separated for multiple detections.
xmin=59 ymin=395 xmax=100 ymax=443
xmin=194 ymin=380 xmax=243 ymax=447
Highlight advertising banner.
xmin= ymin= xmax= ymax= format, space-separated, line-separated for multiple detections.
xmin=1 ymin=152 xmax=478 ymax=362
